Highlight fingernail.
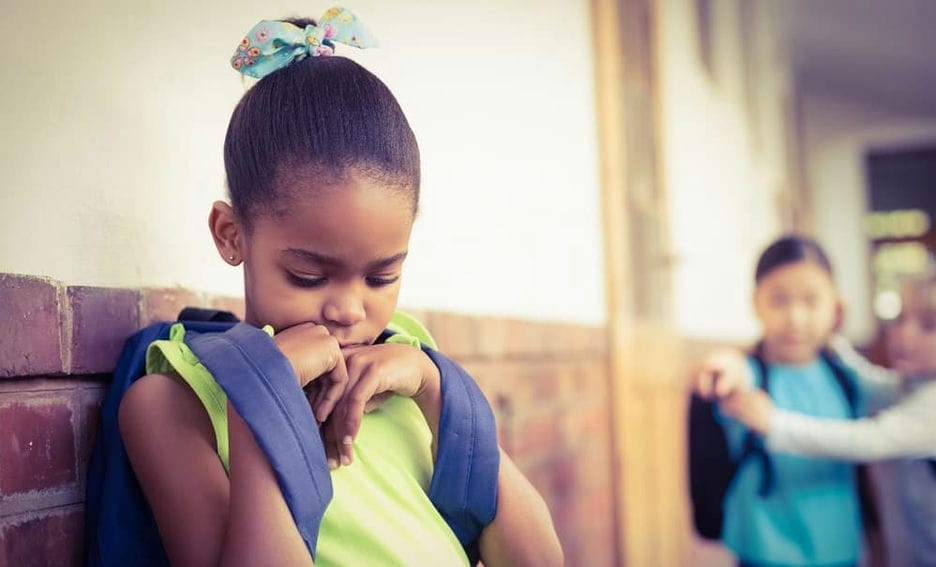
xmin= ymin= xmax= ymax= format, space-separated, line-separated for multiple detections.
xmin=328 ymin=458 xmax=338 ymax=470
xmin=342 ymin=435 xmax=353 ymax=446
xmin=340 ymin=455 xmax=351 ymax=466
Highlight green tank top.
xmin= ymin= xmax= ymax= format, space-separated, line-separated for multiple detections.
xmin=145 ymin=312 xmax=469 ymax=566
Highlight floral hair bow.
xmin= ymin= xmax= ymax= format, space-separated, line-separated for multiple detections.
xmin=231 ymin=7 xmax=377 ymax=79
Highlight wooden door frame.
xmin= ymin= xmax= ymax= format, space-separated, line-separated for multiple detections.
xmin=590 ymin=0 xmax=686 ymax=564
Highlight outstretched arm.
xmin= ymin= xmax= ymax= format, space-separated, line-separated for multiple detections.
xmin=828 ymin=334 xmax=902 ymax=411
xmin=720 ymin=383 xmax=936 ymax=461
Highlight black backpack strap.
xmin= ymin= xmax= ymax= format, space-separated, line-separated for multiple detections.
xmin=177 ymin=307 xmax=241 ymax=323
xmin=746 ymin=343 xmax=776 ymax=496
xmin=929 ymin=460 xmax=936 ymax=479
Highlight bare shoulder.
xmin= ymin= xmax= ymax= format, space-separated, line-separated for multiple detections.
xmin=119 ymin=373 xmax=230 ymax=565
xmin=119 ymin=373 xmax=213 ymax=442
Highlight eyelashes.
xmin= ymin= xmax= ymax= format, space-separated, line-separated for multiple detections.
xmin=286 ymin=273 xmax=326 ymax=288
xmin=365 ymin=276 xmax=399 ymax=287
xmin=286 ymin=273 xmax=399 ymax=288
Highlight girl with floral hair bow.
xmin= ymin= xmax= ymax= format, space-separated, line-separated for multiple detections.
xmin=115 ymin=7 xmax=562 ymax=567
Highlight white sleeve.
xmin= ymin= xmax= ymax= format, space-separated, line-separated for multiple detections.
xmin=829 ymin=334 xmax=902 ymax=411
xmin=766 ymin=382 xmax=936 ymax=461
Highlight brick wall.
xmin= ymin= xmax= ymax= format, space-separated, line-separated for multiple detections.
xmin=0 ymin=273 xmax=615 ymax=567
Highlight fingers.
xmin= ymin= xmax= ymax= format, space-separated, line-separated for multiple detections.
xmin=694 ymin=366 xmax=720 ymax=399
xmin=693 ymin=349 xmax=751 ymax=399
xmin=332 ymin=356 xmax=378 ymax=467
xmin=714 ymin=371 xmax=741 ymax=399
xmin=363 ymin=391 xmax=394 ymax=413
xmin=717 ymin=390 xmax=772 ymax=434
xmin=717 ymin=391 xmax=741 ymax=416
xmin=318 ymin=344 xmax=425 ymax=470
xmin=273 ymin=323 xmax=350 ymax=423
xmin=312 ymin=353 xmax=350 ymax=424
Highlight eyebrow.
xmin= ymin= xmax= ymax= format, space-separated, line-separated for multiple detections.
xmin=283 ymin=248 xmax=408 ymax=270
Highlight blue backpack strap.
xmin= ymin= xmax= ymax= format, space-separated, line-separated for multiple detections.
xmin=379 ymin=324 xmax=500 ymax=561
xmin=420 ymin=346 xmax=500 ymax=556
xmin=185 ymin=323 xmax=332 ymax=560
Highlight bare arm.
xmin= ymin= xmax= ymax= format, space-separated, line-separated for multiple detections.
xmin=121 ymin=374 xmax=318 ymax=567
xmin=120 ymin=373 xmax=231 ymax=567
xmin=478 ymin=449 xmax=564 ymax=567
xmin=220 ymin=402 xmax=314 ymax=566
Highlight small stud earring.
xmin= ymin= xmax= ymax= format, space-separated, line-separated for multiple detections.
xmin=229 ymin=255 xmax=236 ymax=262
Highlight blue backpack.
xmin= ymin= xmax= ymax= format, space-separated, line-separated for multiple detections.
xmin=85 ymin=308 xmax=499 ymax=566
xmin=84 ymin=310 xmax=238 ymax=567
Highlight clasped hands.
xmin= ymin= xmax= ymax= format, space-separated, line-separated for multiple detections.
xmin=272 ymin=323 xmax=440 ymax=469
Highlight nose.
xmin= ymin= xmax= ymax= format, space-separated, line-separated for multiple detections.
xmin=787 ymin=303 xmax=808 ymax=328
xmin=322 ymin=284 xmax=365 ymax=327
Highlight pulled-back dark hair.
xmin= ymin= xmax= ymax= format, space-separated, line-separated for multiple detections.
xmin=755 ymin=235 xmax=833 ymax=284
xmin=224 ymin=19 xmax=420 ymax=225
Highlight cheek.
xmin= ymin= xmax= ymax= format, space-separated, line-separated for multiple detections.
xmin=247 ymin=270 xmax=322 ymax=327
xmin=922 ymin=332 xmax=936 ymax=366
xmin=817 ymin=303 xmax=839 ymax=327
xmin=370 ymin=284 xmax=401 ymax=314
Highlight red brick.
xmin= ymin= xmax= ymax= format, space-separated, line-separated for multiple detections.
xmin=139 ymin=287 xmax=202 ymax=326
xmin=0 ymin=399 xmax=77 ymax=495
xmin=0 ymin=508 xmax=83 ymax=567
xmin=75 ymin=387 xmax=105 ymax=489
xmin=564 ymin=400 xmax=612 ymax=446
xmin=566 ymin=486 xmax=616 ymax=567
xmin=511 ymin=410 xmax=565 ymax=461
xmin=520 ymin=363 xmax=563 ymax=404
xmin=424 ymin=311 xmax=478 ymax=361
xmin=0 ymin=274 xmax=64 ymax=378
xmin=474 ymin=316 xmax=511 ymax=360
xmin=500 ymin=318 xmax=544 ymax=358
xmin=570 ymin=359 xmax=610 ymax=400
xmin=67 ymin=286 xmax=140 ymax=374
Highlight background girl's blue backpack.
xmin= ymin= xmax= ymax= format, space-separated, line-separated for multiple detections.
xmin=84 ymin=309 xmax=239 ymax=567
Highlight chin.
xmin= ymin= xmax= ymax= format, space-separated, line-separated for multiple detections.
xmin=778 ymin=346 xmax=817 ymax=365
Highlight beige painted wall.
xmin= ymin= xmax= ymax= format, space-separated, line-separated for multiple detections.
xmin=0 ymin=0 xmax=605 ymax=324
xmin=658 ymin=0 xmax=790 ymax=342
